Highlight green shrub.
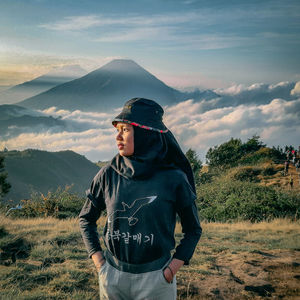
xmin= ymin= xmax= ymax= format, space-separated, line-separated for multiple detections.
xmin=239 ymin=147 xmax=279 ymax=165
xmin=8 ymin=186 xmax=85 ymax=219
xmin=196 ymin=177 xmax=300 ymax=222
xmin=206 ymin=136 xmax=285 ymax=169
xmin=199 ymin=172 xmax=214 ymax=184
xmin=232 ymin=166 xmax=261 ymax=182
xmin=262 ymin=165 xmax=277 ymax=176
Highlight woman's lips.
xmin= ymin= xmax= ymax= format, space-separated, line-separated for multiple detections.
xmin=118 ymin=144 xmax=124 ymax=150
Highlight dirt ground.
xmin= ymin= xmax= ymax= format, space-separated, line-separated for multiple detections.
xmin=177 ymin=249 xmax=300 ymax=299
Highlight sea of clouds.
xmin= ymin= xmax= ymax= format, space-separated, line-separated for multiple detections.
xmin=0 ymin=81 xmax=299 ymax=163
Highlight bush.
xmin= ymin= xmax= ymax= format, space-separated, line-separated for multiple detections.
xmin=262 ymin=165 xmax=277 ymax=176
xmin=7 ymin=186 xmax=85 ymax=219
xmin=231 ymin=166 xmax=261 ymax=182
xmin=196 ymin=177 xmax=300 ymax=222
xmin=239 ymin=147 xmax=283 ymax=165
xmin=205 ymin=136 xmax=284 ymax=169
xmin=199 ymin=172 xmax=214 ymax=184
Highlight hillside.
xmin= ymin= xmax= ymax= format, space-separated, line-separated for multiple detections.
xmin=192 ymin=136 xmax=300 ymax=222
xmin=257 ymin=162 xmax=299 ymax=190
xmin=1 ymin=149 xmax=100 ymax=204
xmin=0 ymin=65 xmax=87 ymax=105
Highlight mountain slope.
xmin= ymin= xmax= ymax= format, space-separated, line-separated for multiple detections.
xmin=0 ymin=65 xmax=87 ymax=105
xmin=17 ymin=59 xmax=183 ymax=111
xmin=0 ymin=104 xmax=66 ymax=138
xmin=1 ymin=149 xmax=100 ymax=203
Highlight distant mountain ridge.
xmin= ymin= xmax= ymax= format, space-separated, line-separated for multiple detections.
xmin=0 ymin=104 xmax=65 ymax=138
xmin=17 ymin=59 xmax=184 ymax=111
xmin=0 ymin=65 xmax=87 ymax=105
xmin=1 ymin=149 xmax=100 ymax=204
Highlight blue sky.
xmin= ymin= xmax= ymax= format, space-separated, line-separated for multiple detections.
xmin=1 ymin=0 xmax=300 ymax=88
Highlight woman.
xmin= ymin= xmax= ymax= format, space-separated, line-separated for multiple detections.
xmin=79 ymin=98 xmax=202 ymax=299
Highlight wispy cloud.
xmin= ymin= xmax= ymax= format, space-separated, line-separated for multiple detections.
xmin=39 ymin=15 xmax=103 ymax=31
xmin=37 ymin=6 xmax=300 ymax=55
xmin=94 ymin=27 xmax=166 ymax=43
xmin=39 ymin=12 xmax=255 ymax=50
xmin=182 ymin=0 xmax=197 ymax=4
xmin=95 ymin=28 xmax=251 ymax=49
xmin=39 ymin=5 xmax=300 ymax=33
xmin=39 ymin=13 xmax=200 ymax=31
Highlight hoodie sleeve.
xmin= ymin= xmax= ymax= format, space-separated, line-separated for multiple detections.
xmin=79 ymin=170 xmax=106 ymax=258
xmin=173 ymin=177 xmax=202 ymax=265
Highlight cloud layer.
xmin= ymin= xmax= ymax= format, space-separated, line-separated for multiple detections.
xmin=1 ymin=81 xmax=299 ymax=162
xmin=165 ymin=97 xmax=300 ymax=159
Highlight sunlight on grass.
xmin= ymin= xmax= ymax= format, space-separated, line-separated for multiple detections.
xmin=1 ymin=215 xmax=300 ymax=299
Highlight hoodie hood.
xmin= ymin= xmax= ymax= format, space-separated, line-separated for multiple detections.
xmin=109 ymin=126 xmax=196 ymax=193
xmin=110 ymin=98 xmax=195 ymax=193
xmin=110 ymin=125 xmax=172 ymax=180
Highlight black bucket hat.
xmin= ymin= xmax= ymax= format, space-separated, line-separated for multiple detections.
xmin=112 ymin=98 xmax=168 ymax=133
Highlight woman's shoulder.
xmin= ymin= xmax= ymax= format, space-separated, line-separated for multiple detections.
xmin=93 ymin=163 xmax=115 ymax=181
xmin=159 ymin=167 xmax=189 ymax=182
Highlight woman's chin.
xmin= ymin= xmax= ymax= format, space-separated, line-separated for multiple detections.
xmin=119 ymin=150 xmax=133 ymax=157
xmin=119 ymin=150 xmax=127 ymax=157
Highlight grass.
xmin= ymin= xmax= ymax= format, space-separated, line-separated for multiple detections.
xmin=258 ymin=163 xmax=300 ymax=192
xmin=1 ymin=216 xmax=300 ymax=299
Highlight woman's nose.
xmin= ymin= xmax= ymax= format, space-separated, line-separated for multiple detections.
xmin=116 ymin=131 xmax=123 ymax=140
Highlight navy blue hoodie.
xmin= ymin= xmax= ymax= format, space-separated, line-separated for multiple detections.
xmin=79 ymin=126 xmax=201 ymax=266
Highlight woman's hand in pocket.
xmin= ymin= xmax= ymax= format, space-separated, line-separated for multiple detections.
xmin=163 ymin=258 xmax=184 ymax=283
xmin=163 ymin=266 xmax=174 ymax=283
xmin=92 ymin=251 xmax=106 ymax=273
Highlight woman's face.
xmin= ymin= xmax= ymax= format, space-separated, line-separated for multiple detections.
xmin=115 ymin=123 xmax=134 ymax=156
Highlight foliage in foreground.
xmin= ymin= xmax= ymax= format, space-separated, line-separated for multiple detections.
xmin=197 ymin=176 xmax=299 ymax=222
xmin=4 ymin=186 xmax=85 ymax=219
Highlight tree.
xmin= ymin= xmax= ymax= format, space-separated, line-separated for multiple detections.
xmin=205 ymin=135 xmax=270 ymax=169
xmin=0 ymin=155 xmax=11 ymax=200
xmin=241 ymin=135 xmax=265 ymax=154
xmin=185 ymin=149 xmax=202 ymax=184
xmin=206 ymin=138 xmax=243 ymax=168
